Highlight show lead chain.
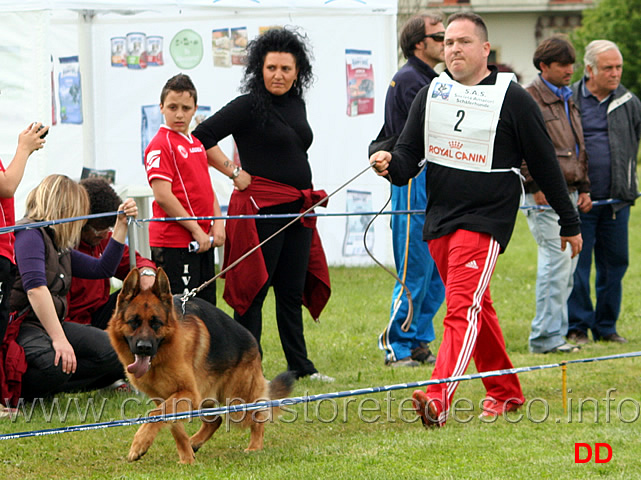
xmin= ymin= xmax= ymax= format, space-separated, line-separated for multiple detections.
xmin=1 ymin=351 xmax=639 ymax=441
xmin=179 ymin=163 xmax=379 ymax=307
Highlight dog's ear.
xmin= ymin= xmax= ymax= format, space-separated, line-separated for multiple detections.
xmin=117 ymin=268 xmax=141 ymax=312
xmin=152 ymin=267 xmax=174 ymax=308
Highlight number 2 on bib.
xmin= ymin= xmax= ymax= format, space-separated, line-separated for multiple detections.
xmin=454 ymin=109 xmax=465 ymax=132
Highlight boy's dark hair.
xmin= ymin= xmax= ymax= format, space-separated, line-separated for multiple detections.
xmin=160 ymin=73 xmax=197 ymax=105
xmin=532 ymin=35 xmax=576 ymax=71
xmin=447 ymin=11 xmax=488 ymax=43
xmin=79 ymin=178 xmax=122 ymax=229
xmin=399 ymin=12 xmax=444 ymax=59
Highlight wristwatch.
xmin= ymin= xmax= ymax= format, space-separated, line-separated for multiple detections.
xmin=230 ymin=166 xmax=242 ymax=180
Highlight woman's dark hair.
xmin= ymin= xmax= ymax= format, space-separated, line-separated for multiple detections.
xmin=241 ymin=27 xmax=314 ymax=122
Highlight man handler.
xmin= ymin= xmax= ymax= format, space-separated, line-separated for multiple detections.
xmin=370 ymin=12 xmax=582 ymax=426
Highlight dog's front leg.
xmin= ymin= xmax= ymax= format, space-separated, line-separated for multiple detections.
xmin=170 ymin=423 xmax=196 ymax=464
xmin=128 ymin=421 xmax=163 ymax=462
xmin=129 ymin=391 xmax=199 ymax=464
xmin=191 ymin=415 xmax=223 ymax=452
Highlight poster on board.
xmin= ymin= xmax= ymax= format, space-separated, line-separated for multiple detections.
xmin=342 ymin=189 xmax=374 ymax=257
xmin=345 ymin=49 xmax=374 ymax=117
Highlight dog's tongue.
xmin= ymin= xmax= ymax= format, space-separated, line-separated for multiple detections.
xmin=127 ymin=355 xmax=151 ymax=378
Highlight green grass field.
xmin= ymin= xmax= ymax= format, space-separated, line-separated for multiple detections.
xmin=2 ymin=207 xmax=641 ymax=479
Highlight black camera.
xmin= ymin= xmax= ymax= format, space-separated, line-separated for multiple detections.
xmin=36 ymin=124 xmax=48 ymax=139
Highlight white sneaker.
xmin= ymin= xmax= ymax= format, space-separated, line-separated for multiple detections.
xmin=0 ymin=405 xmax=18 ymax=419
xmin=309 ymin=372 xmax=335 ymax=383
xmin=106 ymin=379 xmax=139 ymax=394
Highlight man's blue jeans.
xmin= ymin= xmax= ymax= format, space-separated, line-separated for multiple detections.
xmin=524 ymin=192 xmax=578 ymax=353
xmin=568 ymin=204 xmax=630 ymax=339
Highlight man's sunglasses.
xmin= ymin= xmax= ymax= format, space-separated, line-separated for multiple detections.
xmin=424 ymin=32 xmax=445 ymax=42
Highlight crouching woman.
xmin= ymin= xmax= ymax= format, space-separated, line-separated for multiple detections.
xmin=9 ymin=174 xmax=137 ymax=400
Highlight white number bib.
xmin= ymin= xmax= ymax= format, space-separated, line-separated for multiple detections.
xmin=425 ymin=72 xmax=515 ymax=173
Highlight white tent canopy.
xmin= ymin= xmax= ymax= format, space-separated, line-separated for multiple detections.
xmin=0 ymin=1 xmax=396 ymax=12
xmin=0 ymin=0 xmax=398 ymax=265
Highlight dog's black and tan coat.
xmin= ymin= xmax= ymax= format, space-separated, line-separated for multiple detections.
xmin=107 ymin=268 xmax=294 ymax=464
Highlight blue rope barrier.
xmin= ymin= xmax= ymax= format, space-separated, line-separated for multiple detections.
xmin=0 ymin=210 xmax=424 ymax=235
xmin=1 ymin=350 xmax=639 ymax=441
xmin=0 ymin=211 xmax=123 ymax=235
xmin=0 ymin=196 xmax=633 ymax=236
xmin=134 ymin=210 xmax=424 ymax=223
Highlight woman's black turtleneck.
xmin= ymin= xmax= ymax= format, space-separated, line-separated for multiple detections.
xmin=193 ymin=90 xmax=313 ymax=191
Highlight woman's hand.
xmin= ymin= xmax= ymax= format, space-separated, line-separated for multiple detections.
xmin=117 ymin=198 xmax=138 ymax=225
xmin=232 ymin=170 xmax=252 ymax=191
xmin=111 ymin=198 xmax=138 ymax=244
xmin=26 ymin=285 xmax=77 ymax=375
xmin=52 ymin=336 xmax=77 ymax=374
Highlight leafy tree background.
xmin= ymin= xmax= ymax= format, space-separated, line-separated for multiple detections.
xmin=571 ymin=0 xmax=641 ymax=96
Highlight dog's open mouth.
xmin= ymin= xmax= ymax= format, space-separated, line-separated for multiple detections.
xmin=127 ymin=355 xmax=152 ymax=378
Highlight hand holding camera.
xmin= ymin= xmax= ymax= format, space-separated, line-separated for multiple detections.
xmin=18 ymin=122 xmax=49 ymax=155
xmin=36 ymin=124 xmax=49 ymax=139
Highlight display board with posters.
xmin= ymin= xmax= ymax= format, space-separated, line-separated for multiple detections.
xmin=0 ymin=0 xmax=397 ymax=266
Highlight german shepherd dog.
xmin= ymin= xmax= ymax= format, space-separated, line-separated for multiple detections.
xmin=107 ymin=268 xmax=295 ymax=464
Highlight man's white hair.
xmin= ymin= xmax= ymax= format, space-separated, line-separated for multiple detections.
xmin=583 ymin=39 xmax=621 ymax=76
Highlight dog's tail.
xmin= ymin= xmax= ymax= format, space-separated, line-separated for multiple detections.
xmin=268 ymin=371 xmax=296 ymax=399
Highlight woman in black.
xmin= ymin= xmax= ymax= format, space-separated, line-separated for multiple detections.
xmin=193 ymin=28 xmax=332 ymax=382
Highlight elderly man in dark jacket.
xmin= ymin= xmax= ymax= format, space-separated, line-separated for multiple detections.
xmin=567 ymin=39 xmax=641 ymax=345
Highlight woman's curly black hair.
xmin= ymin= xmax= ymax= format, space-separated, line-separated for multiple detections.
xmin=240 ymin=27 xmax=314 ymax=123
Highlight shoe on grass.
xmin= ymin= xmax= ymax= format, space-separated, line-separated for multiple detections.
xmin=0 ymin=405 xmax=18 ymax=420
xmin=309 ymin=372 xmax=335 ymax=383
xmin=602 ymin=333 xmax=628 ymax=344
xmin=385 ymin=356 xmax=420 ymax=368
xmin=106 ymin=379 xmax=139 ymax=394
xmin=411 ymin=342 xmax=437 ymax=364
xmin=544 ymin=342 xmax=580 ymax=354
xmin=412 ymin=390 xmax=440 ymax=428
xmin=479 ymin=397 xmax=525 ymax=418
xmin=567 ymin=330 xmax=590 ymax=345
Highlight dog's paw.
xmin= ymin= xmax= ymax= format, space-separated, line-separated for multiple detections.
xmin=128 ymin=436 xmax=153 ymax=462
xmin=127 ymin=446 xmax=147 ymax=462
xmin=178 ymin=451 xmax=196 ymax=464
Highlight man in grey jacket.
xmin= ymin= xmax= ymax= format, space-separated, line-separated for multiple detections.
xmin=521 ymin=35 xmax=592 ymax=354
xmin=568 ymin=39 xmax=641 ymax=344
